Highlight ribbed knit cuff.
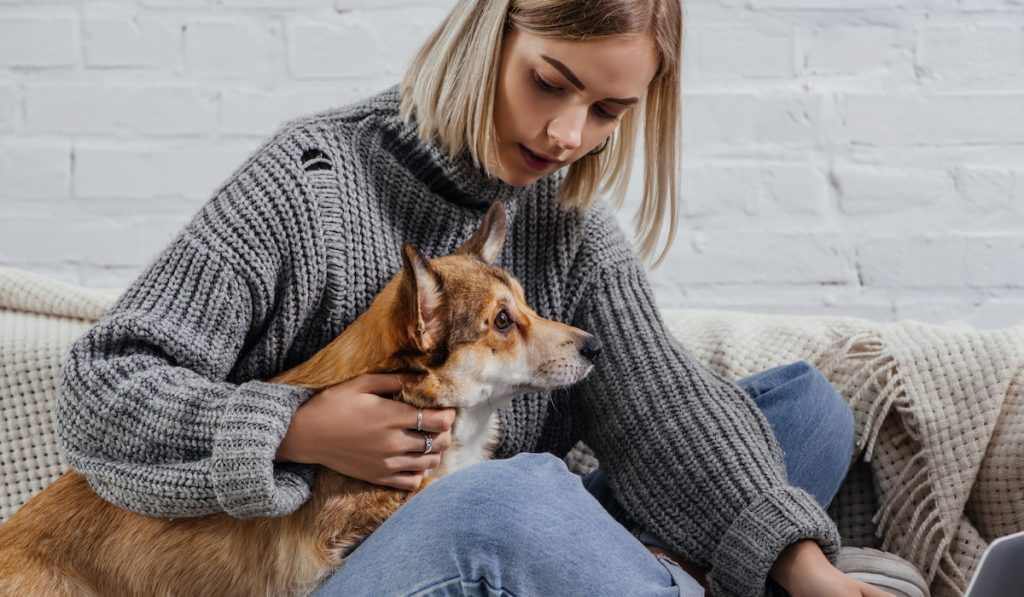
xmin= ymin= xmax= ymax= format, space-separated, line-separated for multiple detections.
xmin=710 ymin=485 xmax=842 ymax=597
xmin=211 ymin=380 xmax=317 ymax=518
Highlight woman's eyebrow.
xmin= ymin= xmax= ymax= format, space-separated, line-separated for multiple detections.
xmin=540 ymin=54 xmax=640 ymax=105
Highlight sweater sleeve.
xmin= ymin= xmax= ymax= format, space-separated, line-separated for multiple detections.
xmin=571 ymin=257 xmax=842 ymax=597
xmin=54 ymin=128 xmax=326 ymax=519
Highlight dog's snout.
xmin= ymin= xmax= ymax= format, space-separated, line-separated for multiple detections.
xmin=577 ymin=334 xmax=602 ymax=362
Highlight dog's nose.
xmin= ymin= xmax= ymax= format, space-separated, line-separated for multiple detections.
xmin=578 ymin=334 xmax=602 ymax=361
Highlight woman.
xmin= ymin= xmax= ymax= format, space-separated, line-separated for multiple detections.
xmin=55 ymin=1 xmax=891 ymax=595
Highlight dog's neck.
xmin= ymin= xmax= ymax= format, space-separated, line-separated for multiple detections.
xmin=429 ymin=404 xmax=501 ymax=478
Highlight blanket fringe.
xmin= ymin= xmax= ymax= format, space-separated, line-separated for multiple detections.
xmin=816 ymin=331 xmax=901 ymax=462
xmin=937 ymin=551 xmax=970 ymax=595
xmin=817 ymin=330 xmax=949 ymax=585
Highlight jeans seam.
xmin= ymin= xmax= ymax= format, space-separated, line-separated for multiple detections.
xmin=410 ymin=575 xmax=518 ymax=597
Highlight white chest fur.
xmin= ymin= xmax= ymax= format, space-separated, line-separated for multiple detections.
xmin=427 ymin=407 xmax=500 ymax=479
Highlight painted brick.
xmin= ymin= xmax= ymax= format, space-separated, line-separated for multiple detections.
xmin=0 ymin=216 xmax=187 ymax=267
xmin=679 ymin=229 xmax=852 ymax=285
xmin=954 ymin=166 xmax=1019 ymax=211
xmin=683 ymin=162 xmax=827 ymax=218
xmin=77 ymin=265 xmax=156 ymax=288
xmin=0 ymin=84 xmax=16 ymax=132
xmin=753 ymin=0 xmax=950 ymax=8
xmin=286 ymin=16 xmax=381 ymax=78
xmin=683 ymin=93 xmax=822 ymax=147
xmin=965 ymin=234 xmax=1024 ymax=287
xmin=139 ymin=0 xmax=216 ymax=9
xmin=681 ymin=164 xmax=753 ymax=218
xmin=857 ymin=235 xmax=966 ymax=288
xmin=692 ymin=26 xmax=795 ymax=78
xmin=74 ymin=143 xmax=256 ymax=200
xmin=184 ymin=18 xmax=284 ymax=78
xmin=0 ymin=1 xmax=1022 ymax=329
xmin=834 ymin=165 xmax=958 ymax=214
xmin=917 ymin=24 xmax=1024 ymax=78
xmin=806 ymin=26 xmax=909 ymax=74
xmin=362 ymin=7 xmax=453 ymax=76
xmin=24 ymin=85 xmax=218 ymax=135
xmin=220 ymin=0 xmax=322 ymax=9
xmin=0 ymin=143 xmax=70 ymax=199
xmin=221 ymin=83 xmax=387 ymax=135
xmin=960 ymin=0 xmax=1024 ymax=13
xmin=336 ymin=0 xmax=455 ymax=9
xmin=83 ymin=17 xmax=181 ymax=68
xmin=0 ymin=17 xmax=77 ymax=67
xmin=842 ymin=94 xmax=1024 ymax=145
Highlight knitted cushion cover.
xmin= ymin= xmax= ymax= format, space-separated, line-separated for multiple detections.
xmin=3 ymin=267 xmax=1022 ymax=597
xmin=0 ymin=267 xmax=121 ymax=521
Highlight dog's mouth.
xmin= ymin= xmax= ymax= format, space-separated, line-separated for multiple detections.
xmin=533 ymin=358 xmax=596 ymax=391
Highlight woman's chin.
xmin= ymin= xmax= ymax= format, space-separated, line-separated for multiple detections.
xmin=495 ymin=171 xmax=541 ymax=187
xmin=495 ymin=164 xmax=561 ymax=187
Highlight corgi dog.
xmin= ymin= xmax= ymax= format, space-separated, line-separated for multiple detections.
xmin=0 ymin=202 xmax=602 ymax=597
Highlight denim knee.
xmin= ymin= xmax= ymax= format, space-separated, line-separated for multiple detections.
xmin=426 ymin=453 xmax=584 ymax=556
xmin=807 ymin=365 xmax=854 ymax=449
xmin=785 ymin=362 xmax=856 ymax=505
xmin=447 ymin=452 xmax=576 ymax=497
xmin=740 ymin=360 xmax=856 ymax=507
xmin=788 ymin=362 xmax=854 ymax=455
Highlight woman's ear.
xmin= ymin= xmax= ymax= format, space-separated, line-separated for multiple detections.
xmin=455 ymin=202 xmax=507 ymax=264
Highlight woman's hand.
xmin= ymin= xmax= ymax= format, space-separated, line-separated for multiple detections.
xmin=772 ymin=540 xmax=896 ymax=597
xmin=275 ymin=373 xmax=456 ymax=491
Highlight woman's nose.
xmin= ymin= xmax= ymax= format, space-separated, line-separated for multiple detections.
xmin=547 ymin=107 xmax=587 ymax=151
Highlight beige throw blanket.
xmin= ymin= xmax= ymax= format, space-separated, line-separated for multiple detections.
xmin=2 ymin=266 xmax=1022 ymax=597
xmin=654 ymin=310 xmax=1024 ymax=597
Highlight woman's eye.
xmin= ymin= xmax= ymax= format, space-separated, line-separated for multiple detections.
xmin=534 ymin=72 xmax=619 ymax=122
xmin=593 ymin=105 xmax=619 ymax=121
xmin=533 ymin=73 xmax=558 ymax=93
xmin=494 ymin=310 xmax=513 ymax=331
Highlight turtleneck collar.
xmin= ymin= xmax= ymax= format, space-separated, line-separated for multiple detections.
xmin=374 ymin=85 xmax=557 ymax=210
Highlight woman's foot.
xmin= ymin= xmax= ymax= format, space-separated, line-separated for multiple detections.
xmin=647 ymin=544 xmax=930 ymax=597
xmin=836 ymin=547 xmax=930 ymax=597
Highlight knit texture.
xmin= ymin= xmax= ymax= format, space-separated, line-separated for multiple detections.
xmin=54 ymin=85 xmax=840 ymax=597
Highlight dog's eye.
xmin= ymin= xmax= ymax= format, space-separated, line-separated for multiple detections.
xmin=494 ymin=310 xmax=513 ymax=331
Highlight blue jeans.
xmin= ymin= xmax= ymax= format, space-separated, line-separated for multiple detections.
xmin=311 ymin=361 xmax=855 ymax=596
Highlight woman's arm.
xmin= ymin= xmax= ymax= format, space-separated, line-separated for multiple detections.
xmin=54 ymin=129 xmax=326 ymax=519
xmin=569 ymin=255 xmax=842 ymax=597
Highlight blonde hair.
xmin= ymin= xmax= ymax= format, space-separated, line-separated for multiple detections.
xmin=400 ymin=0 xmax=683 ymax=267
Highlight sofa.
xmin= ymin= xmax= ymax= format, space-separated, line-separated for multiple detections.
xmin=2 ymin=265 xmax=1022 ymax=597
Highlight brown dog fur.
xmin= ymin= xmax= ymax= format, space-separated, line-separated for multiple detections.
xmin=0 ymin=203 xmax=599 ymax=597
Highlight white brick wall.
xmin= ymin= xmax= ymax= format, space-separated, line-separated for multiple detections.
xmin=1 ymin=0 xmax=1022 ymax=329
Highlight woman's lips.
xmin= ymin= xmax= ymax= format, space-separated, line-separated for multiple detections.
xmin=519 ymin=144 xmax=558 ymax=171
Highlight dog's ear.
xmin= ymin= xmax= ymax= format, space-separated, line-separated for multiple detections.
xmin=401 ymin=244 xmax=444 ymax=353
xmin=455 ymin=202 xmax=506 ymax=264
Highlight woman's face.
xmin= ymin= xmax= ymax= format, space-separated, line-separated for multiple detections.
xmin=492 ymin=28 xmax=660 ymax=187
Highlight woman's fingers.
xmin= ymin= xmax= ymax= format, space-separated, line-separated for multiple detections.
xmin=386 ymin=399 xmax=455 ymax=433
xmin=398 ymin=428 xmax=452 ymax=454
xmin=351 ymin=373 xmax=407 ymax=396
xmin=350 ymin=374 xmax=457 ymax=433
xmin=415 ymin=407 xmax=456 ymax=433
xmin=378 ymin=471 xmax=423 ymax=492
xmin=386 ymin=453 xmax=443 ymax=473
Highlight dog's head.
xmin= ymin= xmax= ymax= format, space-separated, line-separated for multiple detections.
xmin=381 ymin=202 xmax=601 ymax=411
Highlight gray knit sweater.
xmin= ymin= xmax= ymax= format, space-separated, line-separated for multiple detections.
xmin=54 ymin=84 xmax=840 ymax=597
